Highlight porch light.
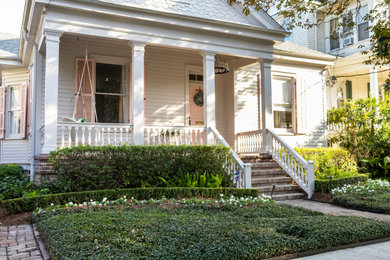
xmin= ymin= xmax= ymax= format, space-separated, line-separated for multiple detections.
xmin=331 ymin=76 xmax=337 ymax=85
xmin=215 ymin=55 xmax=230 ymax=74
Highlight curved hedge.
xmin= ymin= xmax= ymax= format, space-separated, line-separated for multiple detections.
xmin=315 ymin=175 xmax=368 ymax=193
xmin=1 ymin=187 xmax=258 ymax=214
xmin=49 ymin=145 xmax=233 ymax=191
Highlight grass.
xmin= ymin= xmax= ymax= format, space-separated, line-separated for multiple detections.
xmin=36 ymin=204 xmax=390 ymax=259
xmin=333 ymin=190 xmax=390 ymax=214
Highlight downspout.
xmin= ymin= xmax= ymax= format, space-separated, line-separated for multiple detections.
xmin=22 ymin=28 xmax=38 ymax=182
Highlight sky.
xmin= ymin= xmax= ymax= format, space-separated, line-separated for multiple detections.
xmin=0 ymin=0 xmax=25 ymax=35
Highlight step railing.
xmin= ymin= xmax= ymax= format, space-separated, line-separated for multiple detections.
xmin=235 ymin=130 xmax=263 ymax=154
xmin=58 ymin=122 xmax=133 ymax=148
xmin=144 ymin=126 xmax=206 ymax=145
xmin=209 ymin=127 xmax=252 ymax=188
xmin=267 ymin=128 xmax=315 ymax=199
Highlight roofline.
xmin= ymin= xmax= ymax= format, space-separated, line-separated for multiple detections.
xmin=273 ymin=52 xmax=335 ymax=66
xmin=274 ymin=48 xmax=336 ymax=62
xmin=64 ymin=0 xmax=288 ymax=37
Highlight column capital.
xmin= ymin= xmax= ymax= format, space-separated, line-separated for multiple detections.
xmin=130 ymin=41 xmax=147 ymax=52
xmin=44 ymin=30 xmax=62 ymax=43
xmin=200 ymin=51 xmax=216 ymax=60
xmin=258 ymin=59 xmax=273 ymax=67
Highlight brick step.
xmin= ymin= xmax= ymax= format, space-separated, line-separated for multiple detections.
xmin=250 ymin=162 xmax=281 ymax=169
xmin=271 ymin=193 xmax=306 ymax=201
xmin=252 ymin=169 xmax=286 ymax=177
xmin=256 ymin=184 xmax=301 ymax=193
xmin=240 ymin=154 xmax=273 ymax=163
xmin=252 ymin=176 xmax=294 ymax=186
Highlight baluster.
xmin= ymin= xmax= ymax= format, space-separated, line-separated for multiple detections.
xmin=95 ymin=127 xmax=98 ymax=146
xmin=102 ymin=128 xmax=105 ymax=146
xmin=81 ymin=127 xmax=85 ymax=145
xmin=126 ymin=127 xmax=129 ymax=144
xmin=146 ymin=128 xmax=150 ymax=145
xmin=61 ymin=126 xmax=65 ymax=148
xmin=68 ymin=126 xmax=72 ymax=147
xmin=74 ymin=126 xmax=79 ymax=146
xmin=113 ymin=128 xmax=116 ymax=145
xmin=119 ymin=128 xmax=123 ymax=145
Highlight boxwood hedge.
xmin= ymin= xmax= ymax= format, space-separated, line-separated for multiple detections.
xmin=1 ymin=187 xmax=258 ymax=214
xmin=315 ymin=175 xmax=368 ymax=193
xmin=332 ymin=190 xmax=390 ymax=214
xmin=49 ymin=145 xmax=233 ymax=191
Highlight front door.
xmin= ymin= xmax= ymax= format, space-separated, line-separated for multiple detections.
xmin=189 ymin=84 xmax=204 ymax=126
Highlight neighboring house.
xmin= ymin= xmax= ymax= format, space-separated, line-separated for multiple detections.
xmin=0 ymin=0 xmax=335 ymax=199
xmin=273 ymin=0 xmax=389 ymax=109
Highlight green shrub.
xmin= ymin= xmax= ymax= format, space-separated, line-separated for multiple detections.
xmin=332 ymin=190 xmax=390 ymax=214
xmin=35 ymin=205 xmax=390 ymax=259
xmin=49 ymin=145 xmax=233 ymax=192
xmin=1 ymin=187 xmax=258 ymax=214
xmin=0 ymin=164 xmax=24 ymax=180
xmin=295 ymin=147 xmax=358 ymax=179
xmin=315 ymin=175 xmax=368 ymax=193
xmin=0 ymin=164 xmax=38 ymax=200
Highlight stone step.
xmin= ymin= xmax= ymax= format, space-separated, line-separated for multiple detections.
xmin=240 ymin=154 xmax=273 ymax=163
xmin=252 ymin=176 xmax=294 ymax=186
xmin=271 ymin=193 xmax=306 ymax=201
xmin=256 ymin=184 xmax=301 ymax=193
xmin=250 ymin=162 xmax=281 ymax=169
xmin=252 ymin=169 xmax=286 ymax=177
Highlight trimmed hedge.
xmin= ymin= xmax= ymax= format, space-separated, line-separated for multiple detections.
xmin=1 ymin=187 xmax=258 ymax=214
xmin=315 ymin=175 xmax=368 ymax=193
xmin=49 ymin=145 xmax=233 ymax=191
xmin=295 ymin=147 xmax=358 ymax=179
xmin=35 ymin=205 xmax=390 ymax=259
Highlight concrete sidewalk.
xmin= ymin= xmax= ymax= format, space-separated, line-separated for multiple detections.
xmin=295 ymin=241 xmax=390 ymax=259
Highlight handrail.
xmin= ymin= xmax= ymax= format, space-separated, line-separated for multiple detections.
xmin=209 ymin=126 xmax=252 ymax=188
xmin=235 ymin=129 xmax=263 ymax=154
xmin=267 ymin=128 xmax=315 ymax=198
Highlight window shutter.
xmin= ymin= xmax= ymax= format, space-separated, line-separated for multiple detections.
xmin=0 ymin=86 xmax=6 ymax=139
xmin=295 ymin=76 xmax=307 ymax=134
xmin=20 ymin=83 xmax=28 ymax=139
xmin=346 ymin=80 xmax=352 ymax=100
xmin=27 ymin=72 xmax=33 ymax=135
xmin=74 ymin=58 xmax=95 ymax=122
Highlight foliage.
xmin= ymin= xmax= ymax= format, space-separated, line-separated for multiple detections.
xmin=1 ymin=187 xmax=258 ymax=214
xmin=315 ymin=175 xmax=368 ymax=193
xmin=34 ymin=194 xmax=274 ymax=215
xmin=35 ymin=204 xmax=390 ymax=259
xmin=295 ymin=148 xmax=358 ymax=179
xmin=159 ymin=172 xmax=223 ymax=188
xmin=360 ymin=157 xmax=390 ymax=178
xmin=0 ymin=164 xmax=36 ymax=200
xmin=331 ymin=179 xmax=390 ymax=195
xmin=49 ymin=145 xmax=233 ymax=192
xmin=328 ymin=96 xmax=390 ymax=177
xmin=332 ymin=180 xmax=390 ymax=214
xmin=0 ymin=164 xmax=24 ymax=180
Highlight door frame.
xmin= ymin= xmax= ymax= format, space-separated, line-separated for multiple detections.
xmin=185 ymin=65 xmax=203 ymax=126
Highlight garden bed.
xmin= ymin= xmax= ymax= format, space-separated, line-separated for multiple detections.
xmin=35 ymin=204 xmax=390 ymax=259
xmin=333 ymin=190 xmax=390 ymax=214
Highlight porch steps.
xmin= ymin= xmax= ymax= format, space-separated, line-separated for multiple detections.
xmin=240 ymin=154 xmax=306 ymax=201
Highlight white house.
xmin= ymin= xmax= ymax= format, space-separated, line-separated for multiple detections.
xmin=273 ymin=0 xmax=389 ymax=109
xmin=0 ymin=0 xmax=335 ymax=199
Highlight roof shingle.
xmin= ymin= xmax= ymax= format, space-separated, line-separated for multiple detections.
xmin=0 ymin=33 xmax=20 ymax=59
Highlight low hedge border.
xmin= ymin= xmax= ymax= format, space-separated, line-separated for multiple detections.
xmin=315 ymin=175 xmax=368 ymax=193
xmin=1 ymin=187 xmax=258 ymax=214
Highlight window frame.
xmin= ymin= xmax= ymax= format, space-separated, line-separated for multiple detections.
xmin=329 ymin=18 xmax=340 ymax=51
xmin=272 ymin=75 xmax=295 ymax=133
xmin=6 ymin=84 xmax=22 ymax=139
xmin=357 ymin=4 xmax=369 ymax=41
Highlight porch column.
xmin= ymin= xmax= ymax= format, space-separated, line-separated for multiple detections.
xmin=131 ymin=42 xmax=146 ymax=145
xmin=370 ymin=66 xmax=380 ymax=99
xmin=202 ymin=52 xmax=216 ymax=144
xmin=42 ymin=31 xmax=62 ymax=154
xmin=260 ymin=59 xmax=273 ymax=153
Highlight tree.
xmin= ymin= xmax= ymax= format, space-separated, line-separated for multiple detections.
xmin=227 ymin=0 xmax=390 ymax=85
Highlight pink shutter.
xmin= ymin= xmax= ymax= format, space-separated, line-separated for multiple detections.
xmin=20 ymin=83 xmax=28 ymax=139
xmin=74 ymin=58 xmax=95 ymax=122
xmin=0 ymin=86 xmax=5 ymax=139
xmin=27 ymin=72 xmax=33 ymax=135
xmin=295 ymin=76 xmax=307 ymax=134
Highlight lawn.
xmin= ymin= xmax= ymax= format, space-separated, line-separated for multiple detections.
xmin=333 ymin=190 xmax=390 ymax=214
xmin=36 ymin=204 xmax=390 ymax=259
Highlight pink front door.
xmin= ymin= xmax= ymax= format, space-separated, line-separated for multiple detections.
xmin=189 ymin=85 xmax=204 ymax=126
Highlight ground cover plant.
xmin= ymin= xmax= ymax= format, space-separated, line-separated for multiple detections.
xmin=35 ymin=202 xmax=390 ymax=260
xmin=332 ymin=179 xmax=390 ymax=214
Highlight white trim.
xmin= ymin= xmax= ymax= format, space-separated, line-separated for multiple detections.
xmin=91 ymin=55 xmax=131 ymax=65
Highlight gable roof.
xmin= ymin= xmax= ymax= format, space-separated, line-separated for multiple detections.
xmin=0 ymin=33 xmax=20 ymax=59
xmin=100 ymin=0 xmax=268 ymax=28
xmin=274 ymin=41 xmax=335 ymax=61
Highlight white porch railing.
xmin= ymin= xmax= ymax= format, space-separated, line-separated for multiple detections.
xmin=144 ymin=126 xmax=206 ymax=145
xmin=327 ymin=123 xmax=343 ymax=132
xmin=209 ymin=127 xmax=252 ymax=188
xmin=267 ymin=128 xmax=315 ymax=199
xmin=58 ymin=122 xmax=133 ymax=148
xmin=235 ymin=130 xmax=263 ymax=154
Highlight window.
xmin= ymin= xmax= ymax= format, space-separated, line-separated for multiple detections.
xmin=346 ymin=80 xmax=353 ymax=100
xmin=358 ymin=5 xmax=369 ymax=41
xmin=8 ymin=86 xmax=21 ymax=136
xmin=342 ymin=12 xmax=354 ymax=47
xmin=330 ymin=18 xmax=340 ymax=50
xmin=273 ymin=77 xmax=293 ymax=129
